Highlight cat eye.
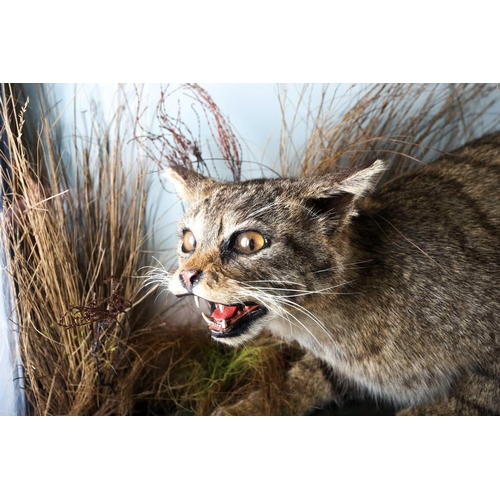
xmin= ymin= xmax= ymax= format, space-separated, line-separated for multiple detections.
xmin=233 ymin=231 xmax=266 ymax=254
xmin=181 ymin=230 xmax=196 ymax=253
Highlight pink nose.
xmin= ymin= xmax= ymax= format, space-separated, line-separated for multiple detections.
xmin=180 ymin=268 xmax=203 ymax=292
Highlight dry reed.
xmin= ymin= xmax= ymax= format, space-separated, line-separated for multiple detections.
xmin=278 ymin=83 xmax=500 ymax=180
xmin=1 ymin=85 xmax=153 ymax=414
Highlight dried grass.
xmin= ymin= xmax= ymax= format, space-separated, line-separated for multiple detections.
xmin=1 ymin=85 xmax=150 ymax=414
xmin=278 ymin=83 xmax=500 ymax=181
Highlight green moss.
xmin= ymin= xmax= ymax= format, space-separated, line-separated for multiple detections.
xmin=167 ymin=343 xmax=273 ymax=414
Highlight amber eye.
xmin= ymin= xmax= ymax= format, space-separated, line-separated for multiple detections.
xmin=181 ymin=230 xmax=196 ymax=253
xmin=233 ymin=231 xmax=266 ymax=254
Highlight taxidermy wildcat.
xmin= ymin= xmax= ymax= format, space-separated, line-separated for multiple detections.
xmin=165 ymin=132 xmax=500 ymax=416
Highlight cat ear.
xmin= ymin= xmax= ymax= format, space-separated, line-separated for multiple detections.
xmin=333 ymin=159 xmax=386 ymax=198
xmin=163 ymin=165 xmax=215 ymax=201
xmin=304 ymin=159 xmax=386 ymax=223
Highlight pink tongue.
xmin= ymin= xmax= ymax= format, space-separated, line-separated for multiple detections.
xmin=212 ymin=304 xmax=240 ymax=320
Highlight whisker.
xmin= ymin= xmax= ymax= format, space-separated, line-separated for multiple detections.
xmin=238 ymin=282 xmax=337 ymax=346
xmin=235 ymin=279 xmax=307 ymax=288
xmin=313 ymin=260 xmax=374 ymax=273
xmin=235 ymin=289 xmax=327 ymax=353
xmin=247 ymin=201 xmax=281 ymax=218
xmin=274 ymin=296 xmax=336 ymax=344
xmin=237 ymin=280 xmax=357 ymax=297
xmin=136 ymin=257 xmax=173 ymax=294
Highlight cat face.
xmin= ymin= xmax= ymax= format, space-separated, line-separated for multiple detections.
xmin=166 ymin=161 xmax=384 ymax=345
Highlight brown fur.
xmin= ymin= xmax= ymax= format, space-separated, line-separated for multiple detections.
xmin=166 ymin=132 xmax=500 ymax=415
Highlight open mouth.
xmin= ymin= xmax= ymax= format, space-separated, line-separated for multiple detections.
xmin=193 ymin=296 xmax=267 ymax=338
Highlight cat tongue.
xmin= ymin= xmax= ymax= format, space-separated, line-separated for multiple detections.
xmin=212 ymin=304 xmax=240 ymax=321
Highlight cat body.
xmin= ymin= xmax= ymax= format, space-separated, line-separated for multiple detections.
xmin=166 ymin=133 xmax=500 ymax=415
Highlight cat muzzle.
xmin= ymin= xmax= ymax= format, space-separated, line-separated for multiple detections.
xmin=179 ymin=268 xmax=203 ymax=292
xmin=193 ymin=296 xmax=267 ymax=338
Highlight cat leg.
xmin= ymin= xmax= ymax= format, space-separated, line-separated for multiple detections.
xmin=283 ymin=353 xmax=341 ymax=415
xmin=398 ymin=365 xmax=500 ymax=416
xmin=212 ymin=353 xmax=339 ymax=416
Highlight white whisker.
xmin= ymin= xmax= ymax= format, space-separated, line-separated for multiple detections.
xmin=136 ymin=257 xmax=173 ymax=295
xmin=274 ymin=295 xmax=336 ymax=344
xmin=236 ymin=279 xmax=357 ymax=298
xmin=236 ymin=279 xmax=307 ymax=288
xmin=234 ymin=289 xmax=327 ymax=353
xmin=247 ymin=201 xmax=281 ymax=218
xmin=313 ymin=260 xmax=374 ymax=273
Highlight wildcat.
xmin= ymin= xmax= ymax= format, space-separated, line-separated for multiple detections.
xmin=165 ymin=132 xmax=500 ymax=415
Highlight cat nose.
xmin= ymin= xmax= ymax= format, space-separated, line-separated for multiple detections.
xmin=179 ymin=268 xmax=203 ymax=292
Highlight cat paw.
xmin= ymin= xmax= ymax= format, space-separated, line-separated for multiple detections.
xmin=397 ymin=408 xmax=419 ymax=416
xmin=211 ymin=390 xmax=270 ymax=416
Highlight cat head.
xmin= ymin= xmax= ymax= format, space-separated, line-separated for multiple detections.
xmin=165 ymin=160 xmax=385 ymax=346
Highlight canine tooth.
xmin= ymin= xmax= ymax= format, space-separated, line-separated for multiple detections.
xmin=194 ymin=295 xmax=200 ymax=308
xmin=218 ymin=304 xmax=225 ymax=312
xmin=221 ymin=320 xmax=227 ymax=329
xmin=201 ymin=312 xmax=211 ymax=324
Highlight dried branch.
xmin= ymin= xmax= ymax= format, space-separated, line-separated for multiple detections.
xmin=133 ymin=84 xmax=243 ymax=181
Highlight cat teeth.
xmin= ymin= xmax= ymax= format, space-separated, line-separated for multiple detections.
xmin=194 ymin=295 xmax=200 ymax=308
xmin=217 ymin=304 xmax=225 ymax=313
xmin=201 ymin=312 xmax=228 ymax=330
